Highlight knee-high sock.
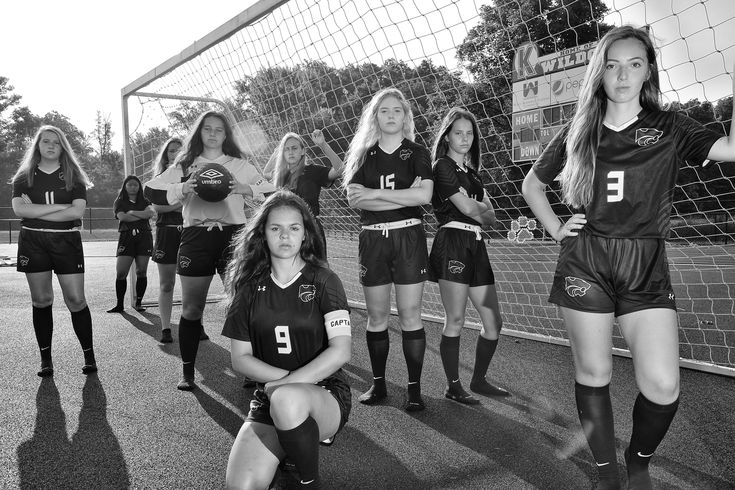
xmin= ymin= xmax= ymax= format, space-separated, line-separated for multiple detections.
xmin=275 ymin=416 xmax=321 ymax=484
xmin=402 ymin=328 xmax=426 ymax=385
xmin=575 ymin=382 xmax=619 ymax=482
xmin=179 ymin=317 xmax=201 ymax=377
xmin=114 ymin=279 xmax=126 ymax=307
xmin=32 ymin=305 xmax=53 ymax=361
xmin=472 ymin=336 xmax=499 ymax=382
xmin=70 ymin=306 xmax=95 ymax=364
xmin=365 ymin=330 xmax=389 ymax=381
xmin=627 ymin=393 xmax=679 ymax=469
xmin=440 ymin=334 xmax=460 ymax=384
xmin=135 ymin=276 xmax=147 ymax=304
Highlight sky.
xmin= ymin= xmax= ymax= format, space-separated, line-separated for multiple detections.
xmin=1 ymin=0 xmax=734 ymax=152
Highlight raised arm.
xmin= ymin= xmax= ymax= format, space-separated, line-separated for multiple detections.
xmin=311 ymin=129 xmax=344 ymax=180
xmin=706 ymin=62 xmax=735 ymax=162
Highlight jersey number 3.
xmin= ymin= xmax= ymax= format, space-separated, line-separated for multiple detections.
xmin=607 ymin=171 xmax=624 ymax=203
xmin=275 ymin=325 xmax=292 ymax=354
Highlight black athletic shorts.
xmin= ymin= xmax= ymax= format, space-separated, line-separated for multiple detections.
xmin=358 ymin=224 xmax=429 ymax=286
xmin=549 ymin=231 xmax=676 ymax=316
xmin=429 ymin=227 xmax=495 ymax=286
xmin=177 ymin=225 xmax=240 ymax=277
xmin=152 ymin=226 xmax=182 ymax=264
xmin=116 ymin=229 xmax=153 ymax=257
xmin=245 ymin=370 xmax=352 ymax=432
xmin=17 ymin=228 xmax=85 ymax=274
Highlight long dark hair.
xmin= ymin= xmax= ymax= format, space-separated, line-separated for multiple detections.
xmin=153 ymin=137 xmax=183 ymax=176
xmin=174 ymin=111 xmax=243 ymax=175
xmin=115 ymin=175 xmax=145 ymax=205
xmin=431 ymin=107 xmax=481 ymax=170
xmin=224 ymin=190 xmax=326 ymax=305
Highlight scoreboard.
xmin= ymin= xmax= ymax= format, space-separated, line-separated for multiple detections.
xmin=511 ymin=41 xmax=597 ymax=162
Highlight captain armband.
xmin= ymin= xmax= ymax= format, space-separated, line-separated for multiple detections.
xmin=324 ymin=309 xmax=351 ymax=339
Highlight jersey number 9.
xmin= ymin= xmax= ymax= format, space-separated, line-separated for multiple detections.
xmin=275 ymin=325 xmax=292 ymax=354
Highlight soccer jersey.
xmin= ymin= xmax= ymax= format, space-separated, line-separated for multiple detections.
xmin=221 ymin=264 xmax=351 ymax=371
xmin=155 ymin=209 xmax=183 ymax=227
xmin=113 ymin=196 xmax=152 ymax=232
xmin=144 ymin=154 xmax=276 ymax=228
xmin=533 ymin=109 xmax=721 ymax=238
xmin=349 ymin=139 xmax=433 ymax=225
xmin=292 ymin=164 xmax=334 ymax=217
xmin=12 ymin=168 xmax=87 ymax=230
xmin=431 ymin=156 xmax=486 ymax=227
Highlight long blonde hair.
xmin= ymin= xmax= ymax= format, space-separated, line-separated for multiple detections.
xmin=342 ymin=87 xmax=415 ymax=188
xmin=560 ymin=25 xmax=661 ymax=208
xmin=152 ymin=137 xmax=183 ymax=176
xmin=273 ymin=132 xmax=307 ymax=189
xmin=12 ymin=125 xmax=92 ymax=191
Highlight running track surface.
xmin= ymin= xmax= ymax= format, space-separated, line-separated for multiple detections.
xmin=0 ymin=242 xmax=733 ymax=489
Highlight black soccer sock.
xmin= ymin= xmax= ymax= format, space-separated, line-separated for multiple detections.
xmin=365 ymin=329 xmax=390 ymax=382
xmin=627 ymin=393 xmax=679 ymax=470
xmin=472 ymin=336 xmax=499 ymax=383
xmin=70 ymin=306 xmax=95 ymax=364
xmin=32 ymin=305 xmax=54 ymax=362
xmin=135 ymin=276 xmax=147 ymax=305
xmin=275 ymin=416 xmax=321 ymax=484
xmin=179 ymin=317 xmax=202 ymax=378
xmin=114 ymin=279 xmax=126 ymax=307
xmin=440 ymin=334 xmax=461 ymax=386
xmin=402 ymin=328 xmax=426 ymax=386
xmin=575 ymin=382 xmax=619 ymax=484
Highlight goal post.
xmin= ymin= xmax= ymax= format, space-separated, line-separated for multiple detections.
xmin=121 ymin=0 xmax=735 ymax=376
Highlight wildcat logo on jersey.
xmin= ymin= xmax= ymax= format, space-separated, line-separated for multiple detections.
xmin=298 ymin=284 xmax=316 ymax=303
xmin=117 ymin=246 xmax=126 ymax=254
xmin=399 ymin=149 xmax=412 ymax=161
xmin=58 ymin=171 xmax=65 ymax=181
xmin=179 ymin=255 xmax=191 ymax=269
xmin=359 ymin=265 xmax=367 ymax=278
xmin=635 ymin=128 xmax=663 ymax=147
xmin=448 ymin=260 xmax=465 ymax=274
xmin=153 ymin=250 xmax=165 ymax=261
xmin=565 ymin=276 xmax=591 ymax=297
xmin=19 ymin=255 xmax=29 ymax=266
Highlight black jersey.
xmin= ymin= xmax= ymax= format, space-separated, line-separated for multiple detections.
xmin=12 ymin=168 xmax=87 ymax=230
xmin=221 ymin=264 xmax=351 ymax=371
xmin=113 ymin=196 xmax=152 ymax=232
xmin=350 ymin=139 xmax=433 ymax=225
xmin=294 ymin=164 xmax=334 ymax=217
xmin=431 ymin=156 xmax=485 ymax=227
xmin=154 ymin=210 xmax=183 ymax=227
xmin=533 ymin=109 xmax=721 ymax=238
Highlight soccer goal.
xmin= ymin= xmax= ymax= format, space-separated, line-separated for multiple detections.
xmin=121 ymin=0 xmax=735 ymax=375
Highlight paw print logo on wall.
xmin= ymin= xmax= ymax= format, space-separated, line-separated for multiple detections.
xmin=507 ymin=216 xmax=537 ymax=243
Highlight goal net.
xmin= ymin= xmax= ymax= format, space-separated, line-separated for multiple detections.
xmin=122 ymin=0 xmax=735 ymax=375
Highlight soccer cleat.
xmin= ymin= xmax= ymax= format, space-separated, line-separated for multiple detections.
xmin=134 ymin=302 xmax=146 ymax=312
xmin=37 ymin=360 xmax=54 ymax=377
xmin=199 ymin=327 xmax=209 ymax=341
xmin=106 ymin=305 xmax=124 ymax=313
xmin=444 ymin=388 xmax=480 ymax=405
xmin=177 ymin=376 xmax=196 ymax=391
xmin=404 ymin=396 xmax=426 ymax=412
xmin=358 ymin=384 xmax=387 ymax=405
xmin=160 ymin=328 xmax=173 ymax=343
xmin=470 ymin=378 xmax=510 ymax=397
xmin=82 ymin=363 xmax=98 ymax=375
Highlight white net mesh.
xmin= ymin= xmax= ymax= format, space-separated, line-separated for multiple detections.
xmin=123 ymin=0 xmax=735 ymax=373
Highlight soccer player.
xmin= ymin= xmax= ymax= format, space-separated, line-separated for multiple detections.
xmin=11 ymin=125 xmax=96 ymax=376
xmin=144 ymin=110 xmax=275 ymax=390
xmin=222 ymin=190 xmax=351 ymax=490
xmin=522 ymin=25 xmax=735 ymax=489
xmin=145 ymin=137 xmax=183 ymax=343
xmin=343 ymin=87 xmax=433 ymax=412
xmin=263 ymin=129 xmax=344 ymax=254
xmin=107 ymin=175 xmax=154 ymax=313
xmin=429 ymin=107 xmax=510 ymax=405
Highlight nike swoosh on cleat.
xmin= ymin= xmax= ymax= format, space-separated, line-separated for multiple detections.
xmin=637 ymin=451 xmax=654 ymax=458
xmin=596 ymin=462 xmax=610 ymax=467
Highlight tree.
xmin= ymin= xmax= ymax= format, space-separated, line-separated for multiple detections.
xmin=93 ymin=111 xmax=113 ymax=158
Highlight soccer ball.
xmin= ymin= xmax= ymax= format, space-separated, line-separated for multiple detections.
xmin=193 ymin=163 xmax=233 ymax=202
